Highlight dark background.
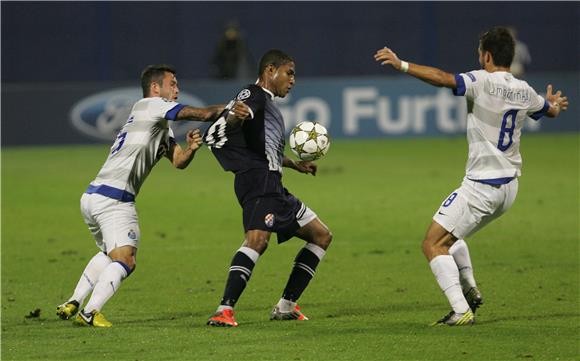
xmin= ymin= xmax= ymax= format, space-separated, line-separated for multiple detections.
xmin=2 ymin=1 xmax=578 ymax=83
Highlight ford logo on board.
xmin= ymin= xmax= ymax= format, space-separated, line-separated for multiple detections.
xmin=70 ymin=87 xmax=206 ymax=141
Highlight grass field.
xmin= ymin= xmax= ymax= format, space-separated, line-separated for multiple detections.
xmin=2 ymin=134 xmax=579 ymax=361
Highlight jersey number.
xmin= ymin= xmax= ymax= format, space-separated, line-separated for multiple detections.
xmin=111 ymin=131 xmax=127 ymax=155
xmin=443 ymin=192 xmax=457 ymax=207
xmin=497 ymin=109 xmax=518 ymax=151
xmin=204 ymin=118 xmax=228 ymax=148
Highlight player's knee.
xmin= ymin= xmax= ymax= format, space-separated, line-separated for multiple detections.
xmin=112 ymin=258 xmax=136 ymax=277
xmin=421 ymin=238 xmax=434 ymax=257
xmin=255 ymin=240 xmax=268 ymax=255
xmin=421 ymin=236 xmax=453 ymax=260
xmin=244 ymin=236 xmax=269 ymax=254
xmin=107 ymin=246 xmax=136 ymax=274
xmin=315 ymin=228 xmax=333 ymax=250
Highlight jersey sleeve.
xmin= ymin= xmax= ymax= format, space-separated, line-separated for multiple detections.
xmin=233 ymin=86 xmax=264 ymax=119
xmin=526 ymin=86 xmax=550 ymax=120
xmin=148 ymin=97 xmax=185 ymax=121
xmin=452 ymin=70 xmax=484 ymax=100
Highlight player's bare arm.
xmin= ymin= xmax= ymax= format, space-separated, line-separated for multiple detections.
xmin=374 ymin=46 xmax=456 ymax=88
xmin=166 ymin=129 xmax=203 ymax=169
xmin=283 ymin=156 xmax=317 ymax=176
xmin=175 ymin=105 xmax=225 ymax=122
xmin=544 ymin=84 xmax=569 ymax=118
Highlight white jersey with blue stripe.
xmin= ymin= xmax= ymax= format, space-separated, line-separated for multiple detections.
xmin=453 ymin=70 xmax=549 ymax=180
xmin=89 ymin=97 xmax=184 ymax=200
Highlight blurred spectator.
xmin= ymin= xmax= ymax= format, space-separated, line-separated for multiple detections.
xmin=508 ymin=27 xmax=532 ymax=78
xmin=212 ymin=21 xmax=253 ymax=80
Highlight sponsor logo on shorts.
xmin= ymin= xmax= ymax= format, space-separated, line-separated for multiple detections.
xmin=128 ymin=229 xmax=137 ymax=240
xmin=264 ymin=213 xmax=275 ymax=228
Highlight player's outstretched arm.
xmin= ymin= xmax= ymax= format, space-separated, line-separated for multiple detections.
xmin=283 ymin=156 xmax=317 ymax=176
xmin=166 ymin=129 xmax=203 ymax=169
xmin=176 ymin=102 xmax=251 ymax=122
xmin=176 ymin=105 xmax=225 ymax=122
xmin=545 ymin=84 xmax=569 ymax=118
xmin=374 ymin=46 xmax=456 ymax=88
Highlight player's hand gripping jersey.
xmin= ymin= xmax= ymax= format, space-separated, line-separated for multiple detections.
xmin=203 ymin=84 xmax=286 ymax=174
xmin=453 ymin=70 xmax=549 ymax=181
xmin=88 ymin=97 xmax=185 ymax=201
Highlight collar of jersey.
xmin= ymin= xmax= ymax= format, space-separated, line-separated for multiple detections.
xmin=260 ymin=86 xmax=275 ymax=99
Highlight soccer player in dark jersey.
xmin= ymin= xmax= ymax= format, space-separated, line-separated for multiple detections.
xmin=204 ymin=49 xmax=333 ymax=327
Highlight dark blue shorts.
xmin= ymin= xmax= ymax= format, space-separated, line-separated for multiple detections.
xmin=234 ymin=168 xmax=303 ymax=243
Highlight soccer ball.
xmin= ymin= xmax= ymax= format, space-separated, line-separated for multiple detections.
xmin=288 ymin=121 xmax=330 ymax=161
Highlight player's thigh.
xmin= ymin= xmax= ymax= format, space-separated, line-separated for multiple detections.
xmin=295 ymin=217 xmax=332 ymax=249
xmin=422 ymin=220 xmax=457 ymax=260
xmin=423 ymin=220 xmax=456 ymax=246
xmin=94 ymin=198 xmax=141 ymax=254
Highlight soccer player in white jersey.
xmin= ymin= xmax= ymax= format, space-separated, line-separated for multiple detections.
xmin=374 ymin=27 xmax=568 ymax=326
xmin=56 ymin=64 xmax=251 ymax=327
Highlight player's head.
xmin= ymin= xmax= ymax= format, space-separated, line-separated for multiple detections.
xmin=478 ymin=27 xmax=515 ymax=69
xmin=257 ymin=49 xmax=295 ymax=98
xmin=140 ymin=64 xmax=179 ymax=100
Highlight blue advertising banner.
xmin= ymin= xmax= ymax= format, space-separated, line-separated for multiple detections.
xmin=2 ymin=73 xmax=577 ymax=146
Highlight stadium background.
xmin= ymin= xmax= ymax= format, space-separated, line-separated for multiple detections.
xmin=1 ymin=1 xmax=578 ymax=146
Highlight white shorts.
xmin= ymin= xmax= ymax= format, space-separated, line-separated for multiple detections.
xmin=432 ymin=177 xmax=518 ymax=240
xmin=80 ymin=193 xmax=140 ymax=254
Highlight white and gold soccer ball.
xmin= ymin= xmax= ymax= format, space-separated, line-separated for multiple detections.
xmin=288 ymin=121 xmax=330 ymax=161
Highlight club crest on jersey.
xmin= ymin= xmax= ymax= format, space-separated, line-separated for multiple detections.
xmin=127 ymin=229 xmax=137 ymax=240
xmin=264 ymin=213 xmax=275 ymax=228
xmin=237 ymin=89 xmax=251 ymax=101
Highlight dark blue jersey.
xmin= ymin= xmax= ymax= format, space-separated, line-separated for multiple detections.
xmin=204 ymin=84 xmax=286 ymax=174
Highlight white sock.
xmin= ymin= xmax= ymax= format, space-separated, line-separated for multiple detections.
xmin=430 ymin=255 xmax=470 ymax=314
xmin=276 ymin=298 xmax=297 ymax=313
xmin=305 ymin=243 xmax=326 ymax=260
xmin=449 ymin=239 xmax=477 ymax=292
xmin=216 ymin=305 xmax=233 ymax=312
xmin=84 ymin=262 xmax=128 ymax=313
xmin=239 ymin=246 xmax=260 ymax=263
xmin=69 ymin=252 xmax=112 ymax=305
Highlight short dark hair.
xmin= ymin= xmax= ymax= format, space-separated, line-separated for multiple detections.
xmin=258 ymin=49 xmax=294 ymax=77
xmin=140 ymin=64 xmax=176 ymax=97
xmin=479 ymin=27 xmax=515 ymax=68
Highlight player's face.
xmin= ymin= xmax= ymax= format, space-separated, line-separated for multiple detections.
xmin=159 ymin=72 xmax=179 ymax=100
xmin=272 ymin=62 xmax=295 ymax=98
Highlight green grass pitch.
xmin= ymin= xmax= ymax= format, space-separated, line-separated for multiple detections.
xmin=2 ymin=134 xmax=578 ymax=361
